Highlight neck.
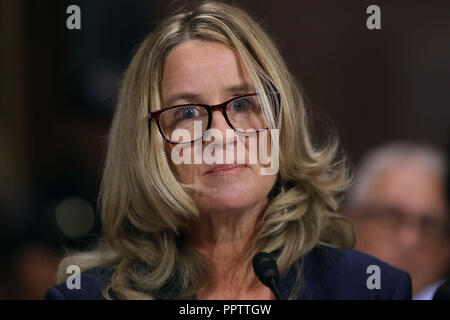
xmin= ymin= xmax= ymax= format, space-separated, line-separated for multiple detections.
xmin=187 ymin=198 xmax=269 ymax=297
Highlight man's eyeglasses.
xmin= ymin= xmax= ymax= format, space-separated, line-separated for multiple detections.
xmin=148 ymin=93 xmax=280 ymax=144
xmin=362 ymin=206 xmax=450 ymax=240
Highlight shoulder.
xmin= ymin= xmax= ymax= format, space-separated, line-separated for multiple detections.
xmin=288 ymin=246 xmax=412 ymax=300
xmin=44 ymin=267 xmax=113 ymax=300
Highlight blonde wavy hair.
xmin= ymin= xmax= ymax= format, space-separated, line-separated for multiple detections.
xmin=57 ymin=0 xmax=355 ymax=299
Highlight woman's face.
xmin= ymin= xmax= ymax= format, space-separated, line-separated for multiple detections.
xmin=160 ymin=39 xmax=277 ymax=214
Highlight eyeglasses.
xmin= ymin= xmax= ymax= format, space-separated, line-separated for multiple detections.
xmin=362 ymin=206 xmax=450 ymax=240
xmin=148 ymin=93 xmax=279 ymax=144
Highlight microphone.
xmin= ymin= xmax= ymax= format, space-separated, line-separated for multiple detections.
xmin=433 ymin=278 xmax=450 ymax=300
xmin=252 ymin=252 xmax=285 ymax=300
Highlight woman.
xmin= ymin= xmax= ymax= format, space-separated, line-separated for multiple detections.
xmin=45 ymin=1 xmax=411 ymax=300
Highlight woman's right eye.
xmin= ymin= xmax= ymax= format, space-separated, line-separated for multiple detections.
xmin=174 ymin=107 xmax=199 ymax=120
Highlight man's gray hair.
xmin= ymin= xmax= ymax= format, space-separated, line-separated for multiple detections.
xmin=346 ymin=142 xmax=446 ymax=208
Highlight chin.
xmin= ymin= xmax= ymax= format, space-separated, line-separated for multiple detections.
xmin=191 ymin=169 xmax=275 ymax=213
xmin=197 ymin=188 xmax=261 ymax=213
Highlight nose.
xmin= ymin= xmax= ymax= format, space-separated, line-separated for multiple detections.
xmin=209 ymin=110 xmax=232 ymax=132
xmin=203 ymin=110 xmax=235 ymax=143
xmin=397 ymin=223 xmax=421 ymax=250
xmin=203 ymin=110 xmax=238 ymax=154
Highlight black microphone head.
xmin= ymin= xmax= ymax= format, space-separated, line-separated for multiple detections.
xmin=433 ymin=278 xmax=450 ymax=300
xmin=252 ymin=252 xmax=280 ymax=287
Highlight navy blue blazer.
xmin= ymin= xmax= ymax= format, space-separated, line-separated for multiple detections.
xmin=44 ymin=247 xmax=412 ymax=300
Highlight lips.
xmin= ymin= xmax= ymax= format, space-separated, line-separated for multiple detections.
xmin=205 ymin=164 xmax=247 ymax=175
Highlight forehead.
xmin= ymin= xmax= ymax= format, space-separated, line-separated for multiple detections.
xmin=161 ymin=39 xmax=252 ymax=103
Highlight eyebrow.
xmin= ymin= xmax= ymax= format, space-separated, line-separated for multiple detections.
xmin=165 ymin=83 xmax=254 ymax=107
xmin=226 ymin=83 xmax=254 ymax=93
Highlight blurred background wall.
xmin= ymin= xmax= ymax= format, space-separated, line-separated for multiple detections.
xmin=0 ymin=0 xmax=448 ymax=299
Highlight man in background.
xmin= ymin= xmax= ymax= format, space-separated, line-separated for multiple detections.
xmin=345 ymin=142 xmax=450 ymax=299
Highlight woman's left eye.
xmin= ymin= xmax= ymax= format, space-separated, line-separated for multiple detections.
xmin=231 ymin=98 xmax=251 ymax=111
